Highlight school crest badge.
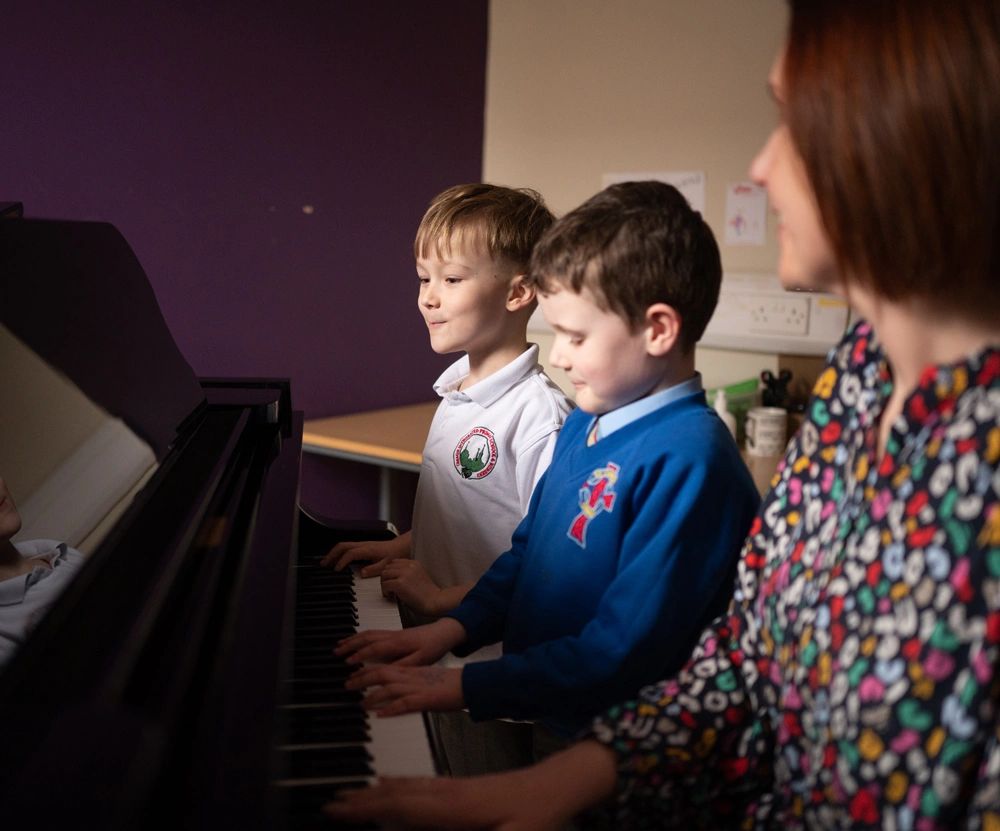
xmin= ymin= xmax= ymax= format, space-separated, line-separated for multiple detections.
xmin=568 ymin=462 xmax=620 ymax=547
xmin=453 ymin=426 xmax=498 ymax=479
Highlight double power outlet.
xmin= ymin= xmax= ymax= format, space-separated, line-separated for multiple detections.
xmin=701 ymin=273 xmax=849 ymax=355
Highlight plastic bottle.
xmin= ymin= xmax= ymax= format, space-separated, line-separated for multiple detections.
xmin=713 ymin=388 xmax=737 ymax=439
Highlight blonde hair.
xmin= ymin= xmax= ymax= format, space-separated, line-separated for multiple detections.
xmin=414 ymin=183 xmax=554 ymax=270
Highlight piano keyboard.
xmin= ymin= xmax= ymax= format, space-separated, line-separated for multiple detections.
xmin=274 ymin=556 xmax=437 ymax=828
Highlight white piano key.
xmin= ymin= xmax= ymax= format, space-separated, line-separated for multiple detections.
xmin=351 ymin=570 xmax=438 ymax=777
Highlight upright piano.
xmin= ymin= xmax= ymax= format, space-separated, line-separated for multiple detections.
xmin=0 ymin=219 xmax=437 ymax=829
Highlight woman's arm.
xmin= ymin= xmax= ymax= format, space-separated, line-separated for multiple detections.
xmin=324 ymin=740 xmax=617 ymax=830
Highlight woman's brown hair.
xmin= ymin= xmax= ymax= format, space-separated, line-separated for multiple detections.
xmin=784 ymin=0 xmax=1000 ymax=316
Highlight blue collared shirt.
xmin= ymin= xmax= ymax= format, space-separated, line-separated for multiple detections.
xmin=589 ymin=373 xmax=704 ymax=443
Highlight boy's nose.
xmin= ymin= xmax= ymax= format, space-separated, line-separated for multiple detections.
xmin=548 ymin=342 xmax=568 ymax=369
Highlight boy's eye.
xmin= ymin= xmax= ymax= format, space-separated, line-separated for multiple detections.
xmin=445 ymin=277 xmax=462 ymax=285
xmin=417 ymin=276 xmax=429 ymax=285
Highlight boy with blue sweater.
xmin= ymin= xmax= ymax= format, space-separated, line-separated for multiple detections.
xmin=338 ymin=181 xmax=759 ymax=748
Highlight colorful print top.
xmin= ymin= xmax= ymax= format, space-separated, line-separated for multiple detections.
xmin=586 ymin=321 xmax=1000 ymax=829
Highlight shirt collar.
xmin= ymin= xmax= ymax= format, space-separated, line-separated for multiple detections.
xmin=0 ymin=540 xmax=67 ymax=606
xmin=590 ymin=373 xmax=704 ymax=442
xmin=432 ymin=344 xmax=542 ymax=408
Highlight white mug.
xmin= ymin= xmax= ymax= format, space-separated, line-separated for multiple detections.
xmin=745 ymin=406 xmax=787 ymax=457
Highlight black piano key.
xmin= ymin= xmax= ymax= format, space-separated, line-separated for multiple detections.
xmin=292 ymin=643 xmax=350 ymax=657
xmin=285 ymin=723 xmax=369 ymax=744
xmin=296 ymin=605 xmax=357 ymax=622
xmin=294 ymin=603 xmax=358 ymax=616
xmin=290 ymin=655 xmax=351 ymax=672
xmin=280 ymin=746 xmax=373 ymax=779
xmin=293 ymin=635 xmax=354 ymax=648
xmin=296 ymin=569 xmax=355 ymax=585
xmin=274 ymin=562 xmax=405 ymax=830
xmin=287 ymin=688 xmax=363 ymax=707
xmin=285 ymin=660 xmax=353 ymax=676
xmin=294 ymin=603 xmax=358 ymax=617
xmin=289 ymin=665 xmax=353 ymax=682
xmin=282 ymin=708 xmax=369 ymax=744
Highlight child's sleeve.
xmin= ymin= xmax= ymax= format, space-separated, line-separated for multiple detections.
xmin=443 ymin=469 xmax=547 ymax=651
xmin=513 ymin=429 xmax=559 ymax=515
xmin=461 ymin=449 xmax=759 ymax=729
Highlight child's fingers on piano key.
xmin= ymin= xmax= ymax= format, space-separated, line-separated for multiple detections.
xmin=361 ymin=684 xmax=408 ymax=711
xmin=334 ymin=629 xmax=398 ymax=659
xmin=319 ymin=539 xmax=363 ymax=568
xmin=356 ymin=666 xmax=464 ymax=715
xmin=363 ymin=684 xmax=435 ymax=717
xmin=347 ymin=664 xmax=408 ymax=691
xmin=346 ymin=638 xmax=417 ymax=665
xmin=359 ymin=557 xmax=392 ymax=578
xmin=393 ymin=651 xmax=434 ymax=667
xmin=332 ymin=631 xmax=369 ymax=655
xmin=345 ymin=663 xmax=393 ymax=688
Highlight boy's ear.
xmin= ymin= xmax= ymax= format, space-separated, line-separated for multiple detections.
xmin=506 ymin=274 xmax=536 ymax=312
xmin=644 ymin=303 xmax=682 ymax=356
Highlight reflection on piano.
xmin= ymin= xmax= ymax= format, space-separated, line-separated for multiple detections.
xmin=0 ymin=220 xmax=437 ymax=828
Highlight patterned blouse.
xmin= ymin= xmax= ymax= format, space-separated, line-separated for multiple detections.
xmin=586 ymin=321 xmax=1000 ymax=829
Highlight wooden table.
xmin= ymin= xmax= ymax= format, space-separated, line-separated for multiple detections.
xmin=303 ymin=400 xmax=780 ymax=526
xmin=302 ymin=401 xmax=438 ymax=523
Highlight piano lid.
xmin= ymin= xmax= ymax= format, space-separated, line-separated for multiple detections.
xmin=0 ymin=218 xmax=205 ymax=460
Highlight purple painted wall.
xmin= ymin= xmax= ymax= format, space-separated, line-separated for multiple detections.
xmin=6 ymin=1 xmax=488 ymax=521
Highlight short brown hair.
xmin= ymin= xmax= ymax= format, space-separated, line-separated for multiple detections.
xmin=784 ymin=0 xmax=1000 ymax=315
xmin=528 ymin=181 xmax=722 ymax=352
xmin=414 ymin=183 xmax=554 ymax=271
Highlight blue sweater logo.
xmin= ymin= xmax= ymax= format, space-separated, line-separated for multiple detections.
xmin=568 ymin=462 xmax=620 ymax=547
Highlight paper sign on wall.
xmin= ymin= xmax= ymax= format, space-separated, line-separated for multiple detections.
xmin=724 ymin=181 xmax=767 ymax=246
xmin=602 ymin=170 xmax=705 ymax=214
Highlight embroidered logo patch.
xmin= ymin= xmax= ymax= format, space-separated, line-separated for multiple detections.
xmin=568 ymin=462 xmax=620 ymax=547
xmin=453 ymin=427 xmax=498 ymax=480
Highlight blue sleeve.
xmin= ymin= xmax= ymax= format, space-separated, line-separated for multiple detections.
xmin=444 ymin=467 xmax=546 ymax=652
xmin=462 ymin=447 xmax=759 ymax=729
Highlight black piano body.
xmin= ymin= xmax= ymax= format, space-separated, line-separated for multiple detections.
xmin=0 ymin=219 xmax=435 ymax=828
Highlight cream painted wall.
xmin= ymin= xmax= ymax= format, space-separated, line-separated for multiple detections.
xmin=485 ymin=0 xmax=789 ymax=392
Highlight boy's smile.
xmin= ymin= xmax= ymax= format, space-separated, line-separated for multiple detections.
xmin=539 ymin=286 xmax=670 ymax=415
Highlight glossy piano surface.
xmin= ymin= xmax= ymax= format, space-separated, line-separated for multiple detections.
xmin=0 ymin=219 xmax=438 ymax=829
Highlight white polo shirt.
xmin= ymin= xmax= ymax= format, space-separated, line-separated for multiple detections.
xmin=412 ymin=344 xmax=573 ymax=660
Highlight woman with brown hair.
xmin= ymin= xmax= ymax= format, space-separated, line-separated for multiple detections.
xmin=327 ymin=1 xmax=1000 ymax=826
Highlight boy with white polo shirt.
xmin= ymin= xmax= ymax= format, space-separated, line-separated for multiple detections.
xmin=323 ymin=183 xmax=574 ymax=774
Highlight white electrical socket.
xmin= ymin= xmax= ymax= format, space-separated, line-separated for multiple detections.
xmin=702 ymin=273 xmax=849 ymax=355
xmin=747 ymin=295 xmax=810 ymax=336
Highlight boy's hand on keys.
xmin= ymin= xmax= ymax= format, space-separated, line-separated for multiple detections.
xmin=380 ymin=559 xmax=442 ymax=616
xmin=321 ymin=533 xmax=410 ymax=574
xmin=335 ymin=617 xmax=466 ymax=666
xmin=347 ymin=664 xmax=464 ymax=716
